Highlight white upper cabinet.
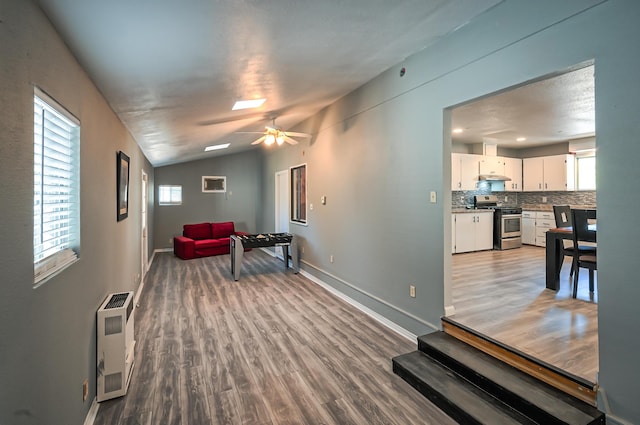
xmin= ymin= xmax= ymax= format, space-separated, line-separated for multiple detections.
xmin=451 ymin=153 xmax=480 ymax=191
xmin=523 ymin=154 xmax=575 ymax=191
xmin=502 ymin=157 xmax=522 ymax=192
xmin=479 ymin=156 xmax=505 ymax=177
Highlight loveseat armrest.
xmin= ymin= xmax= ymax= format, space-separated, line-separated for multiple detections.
xmin=174 ymin=236 xmax=196 ymax=260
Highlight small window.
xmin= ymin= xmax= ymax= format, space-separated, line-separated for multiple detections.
xmin=577 ymin=155 xmax=596 ymax=190
xmin=158 ymin=185 xmax=182 ymax=205
xmin=34 ymin=88 xmax=81 ymax=286
xmin=290 ymin=164 xmax=307 ymax=224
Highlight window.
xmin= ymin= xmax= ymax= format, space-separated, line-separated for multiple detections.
xmin=158 ymin=185 xmax=182 ymax=205
xmin=290 ymin=164 xmax=307 ymax=224
xmin=577 ymin=155 xmax=596 ymax=190
xmin=33 ymin=88 xmax=80 ymax=286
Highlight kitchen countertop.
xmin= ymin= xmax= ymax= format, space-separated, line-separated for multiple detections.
xmin=452 ymin=208 xmax=495 ymax=214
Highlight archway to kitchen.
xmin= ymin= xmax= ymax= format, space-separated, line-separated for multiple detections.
xmin=443 ymin=62 xmax=598 ymax=384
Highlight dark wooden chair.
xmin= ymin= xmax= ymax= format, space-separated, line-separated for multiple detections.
xmin=554 ymin=205 xmax=596 ymax=279
xmin=570 ymin=209 xmax=597 ymax=298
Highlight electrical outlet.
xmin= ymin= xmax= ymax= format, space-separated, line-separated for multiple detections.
xmin=505 ymin=196 xmax=508 ymax=202
xmin=542 ymin=196 xmax=548 ymax=203
xmin=82 ymin=379 xmax=89 ymax=401
xmin=410 ymin=285 xmax=416 ymax=298
xmin=330 ymin=255 xmax=334 ymax=263
xmin=169 ymin=238 xmax=173 ymax=244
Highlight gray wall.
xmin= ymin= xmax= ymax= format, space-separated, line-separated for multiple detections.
xmin=153 ymin=150 xmax=262 ymax=248
xmin=0 ymin=1 xmax=154 ymax=424
xmin=260 ymin=1 xmax=640 ymax=423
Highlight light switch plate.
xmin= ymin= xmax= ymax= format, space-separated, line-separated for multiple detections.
xmin=430 ymin=191 xmax=437 ymax=203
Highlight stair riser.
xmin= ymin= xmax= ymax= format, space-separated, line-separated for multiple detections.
xmin=417 ymin=339 xmax=566 ymax=425
xmin=392 ymin=360 xmax=484 ymax=425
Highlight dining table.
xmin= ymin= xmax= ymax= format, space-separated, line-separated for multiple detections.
xmin=545 ymin=224 xmax=596 ymax=290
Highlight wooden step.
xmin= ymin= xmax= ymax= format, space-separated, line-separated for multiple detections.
xmin=418 ymin=331 xmax=604 ymax=424
xmin=392 ymin=328 xmax=605 ymax=424
xmin=393 ymin=350 xmax=536 ymax=424
xmin=441 ymin=316 xmax=598 ymax=405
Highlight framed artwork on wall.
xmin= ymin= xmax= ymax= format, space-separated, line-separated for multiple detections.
xmin=202 ymin=176 xmax=226 ymax=193
xmin=116 ymin=151 xmax=130 ymax=221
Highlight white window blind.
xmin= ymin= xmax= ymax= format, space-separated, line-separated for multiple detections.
xmin=34 ymin=88 xmax=80 ymax=285
xmin=158 ymin=185 xmax=182 ymax=205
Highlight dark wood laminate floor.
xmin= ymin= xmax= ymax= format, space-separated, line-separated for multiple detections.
xmin=94 ymin=250 xmax=456 ymax=425
xmin=451 ymin=245 xmax=598 ymax=382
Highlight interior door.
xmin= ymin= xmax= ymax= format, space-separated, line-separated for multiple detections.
xmin=275 ymin=170 xmax=289 ymax=260
xmin=141 ymin=170 xmax=149 ymax=280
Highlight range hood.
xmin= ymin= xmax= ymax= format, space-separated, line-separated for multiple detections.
xmin=479 ymin=174 xmax=512 ymax=181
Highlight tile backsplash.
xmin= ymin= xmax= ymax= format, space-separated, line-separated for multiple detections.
xmin=452 ymin=184 xmax=596 ymax=209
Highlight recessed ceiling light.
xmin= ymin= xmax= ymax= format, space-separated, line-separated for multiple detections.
xmin=232 ymin=98 xmax=266 ymax=110
xmin=452 ymin=128 xmax=464 ymax=134
xmin=204 ymin=143 xmax=230 ymax=152
xmin=516 ymin=137 xmax=527 ymax=142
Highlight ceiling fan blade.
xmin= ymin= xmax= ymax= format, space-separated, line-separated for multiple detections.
xmin=284 ymin=131 xmax=311 ymax=138
xmin=251 ymin=135 xmax=267 ymax=145
xmin=283 ymin=135 xmax=299 ymax=145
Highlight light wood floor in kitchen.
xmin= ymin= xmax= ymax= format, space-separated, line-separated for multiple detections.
xmin=451 ymin=245 xmax=598 ymax=383
xmin=94 ymin=250 xmax=455 ymax=425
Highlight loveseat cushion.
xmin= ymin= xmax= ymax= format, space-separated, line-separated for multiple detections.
xmin=183 ymin=222 xmax=212 ymax=240
xmin=194 ymin=238 xmax=230 ymax=249
xmin=211 ymin=221 xmax=235 ymax=239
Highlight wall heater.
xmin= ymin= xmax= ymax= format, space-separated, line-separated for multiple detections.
xmin=96 ymin=291 xmax=135 ymax=402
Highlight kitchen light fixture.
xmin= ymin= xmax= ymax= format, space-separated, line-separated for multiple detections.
xmin=204 ymin=143 xmax=230 ymax=151
xmin=232 ymin=98 xmax=266 ymax=110
xmin=452 ymin=128 xmax=464 ymax=134
xmin=516 ymin=137 xmax=527 ymax=142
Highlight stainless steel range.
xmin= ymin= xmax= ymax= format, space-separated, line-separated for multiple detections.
xmin=474 ymin=195 xmax=522 ymax=250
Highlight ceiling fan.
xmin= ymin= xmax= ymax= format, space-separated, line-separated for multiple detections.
xmin=248 ymin=119 xmax=311 ymax=146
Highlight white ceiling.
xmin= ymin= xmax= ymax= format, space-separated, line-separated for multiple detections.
xmin=451 ymin=64 xmax=595 ymax=149
xmin=35 ymin=0 xmax=503 ymax=166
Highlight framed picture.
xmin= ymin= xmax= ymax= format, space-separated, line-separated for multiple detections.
xmin=202 ymin=176 xmax=226 ymax=193
xmin=117 ymin=151 xmax=130 ymax=221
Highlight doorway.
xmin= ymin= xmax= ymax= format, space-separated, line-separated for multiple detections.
xmin=275 ymin=170 xmax=290 ymax=260
xmin=141 ymin=170 xmax=149 ymax=281
xmin=444 ymin=63 xmax=597 ymax=382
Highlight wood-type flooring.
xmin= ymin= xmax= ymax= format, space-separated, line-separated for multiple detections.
xmin=451 ymin=245 xmax=598 ymax=382
xmin=94 ymin=250 xmax=455 ymax=425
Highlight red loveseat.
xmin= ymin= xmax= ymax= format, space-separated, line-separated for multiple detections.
xmin=173 ymin=221 xmax=247 ymax=260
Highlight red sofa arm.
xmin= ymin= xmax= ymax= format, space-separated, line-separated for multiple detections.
xmin=174 ymin=236 xmax=195 ymax=259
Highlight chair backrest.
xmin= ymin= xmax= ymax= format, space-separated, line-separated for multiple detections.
xmin=553 ymin=205 xmax=572 ymax=227
xmin=571 ymin=209 xmax=597 ymax=244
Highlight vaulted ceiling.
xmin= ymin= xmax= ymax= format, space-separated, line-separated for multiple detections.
xmin=36 ymin=0 xmax=503 ymax=166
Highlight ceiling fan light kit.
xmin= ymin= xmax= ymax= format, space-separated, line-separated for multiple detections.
xmin=246 ymin=119 xmax=311 ymax=147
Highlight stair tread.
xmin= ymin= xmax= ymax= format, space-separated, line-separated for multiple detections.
xmin=418 ymin=331 xmax=603 ymax=424
xmin=393 ymin=351 xmax=536 ymax=424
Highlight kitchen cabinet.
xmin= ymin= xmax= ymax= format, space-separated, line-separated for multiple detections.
xmin=522 ymin=211 xmax=555 ymax=247
xmin=452 ymin=211 xmax=493 ymax=253
xmin=522 ymin=211 xmax=536 ymax=245
xmin=503 ymin=157 xmax=523 ymax=191
xmin=535 ymin=211 xmax=555 ymax=247
xmin=523 ymin=154 xmax=575 ymax=191
xmin=479 ymin=156 xmax=505 ymax=177
xmin=451 ymin=153 xmax=480 ymax=191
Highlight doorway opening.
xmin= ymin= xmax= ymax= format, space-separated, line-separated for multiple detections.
xmin=444 ymin=63 xmax=597 ymax=383
xmin=275 ymin=170 xmax=290 ymax=260
xmin=141 ymin=170 xmax=149 ymax=281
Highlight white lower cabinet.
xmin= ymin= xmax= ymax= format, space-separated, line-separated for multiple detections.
xmin=535 ymin=211 xmax=555 ymax=247
xmin=522 ymin=210 xmax=554 ymax=247
xmin=522 ymin=211 xmax=536 ymax=245
xmin=452 ymin=211 xmax=494 ymax=253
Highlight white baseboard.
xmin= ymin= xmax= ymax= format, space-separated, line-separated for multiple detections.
xmin=299 ymin=268 xmax=417 ymax=342
xmin=83 ymin=397 xmax=99 ymax=425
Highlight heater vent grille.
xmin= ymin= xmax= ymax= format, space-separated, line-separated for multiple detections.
xmin=105 ymin=293 xmax=129 ymax=309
